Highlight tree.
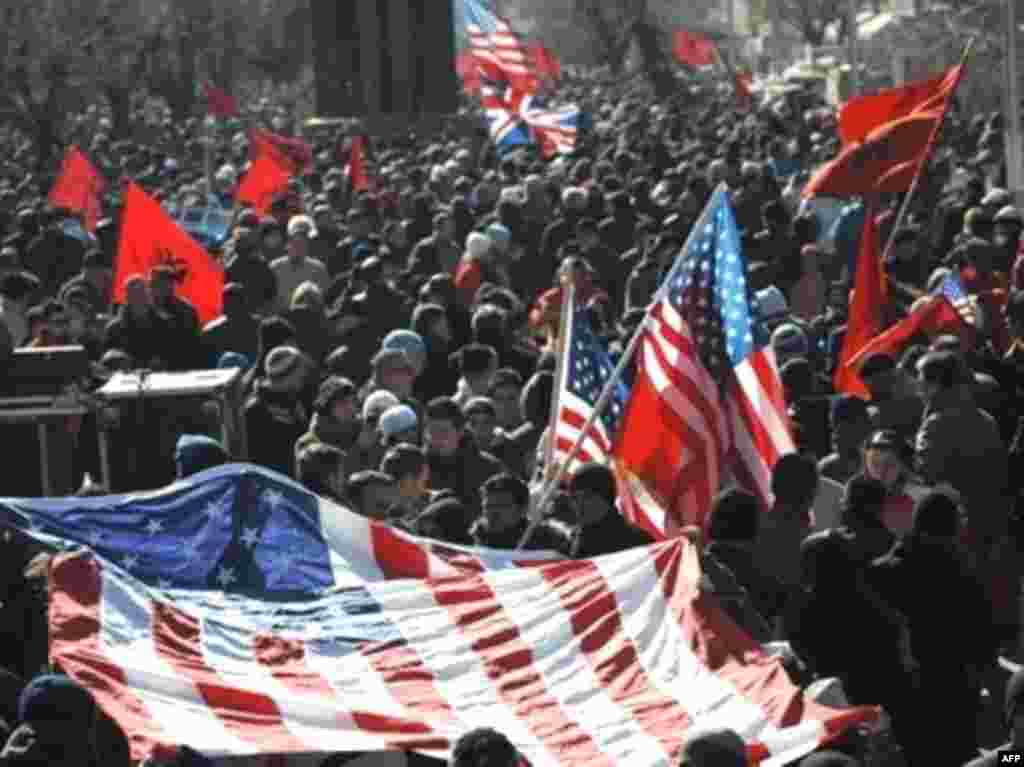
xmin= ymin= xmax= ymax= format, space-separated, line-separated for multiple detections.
xmin=750 ymin=0 xmax=851 ymax=46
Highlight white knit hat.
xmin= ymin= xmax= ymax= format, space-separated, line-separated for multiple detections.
xmin=466 ymin=232 xmax=492 ymax=260
xmin=362 ymin=390 xmax=400 ymax=421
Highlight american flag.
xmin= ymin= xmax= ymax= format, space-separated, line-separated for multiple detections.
xmin=939 ymin=271 xmax=977 ymax=327
xmin=521 ymin=93 xmax=581 ymax=157
xmin=551 ymin=299 xmax=630 ymax=474
xmin=614 ymin=187 xmax=794 ymax=537
xmin=458 ymin=0 xmax=537 ymax=94
xmin=50 ymin=543 xmax=873 ymax=765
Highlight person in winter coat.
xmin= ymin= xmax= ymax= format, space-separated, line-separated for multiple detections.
xmin=470 ymin=305 xmax=538 ymax=383
xmin=471 ymin=473 xmax=574 ymax=555
xmin=242 ymin=346 xmax=311 ymax=478
xmin=451 ymin=343 xmax=498 ymax=409
xmin=344 ymin=389 xmax=399 ymax=478
xmin=224 ymin=233 xmax=277 ymax=314
xmin=857 ymin=430 xmax=929 ymax=538
xmin=422 ymin=396 xmax=504 ymax=514
xmin=411 ymin=303 xmax=460 ymax=402
xmin=103 ymin=275 xmax=164 ymax=368
xmin=200 ymin=282 xmax=259 ymax=366
xmin=286 ymin=281 xmax=333 ymax=365
xmin=241 ymin=315 xmax=298 ymax=399
xmin=869 ymin=491 xmax=999 ymax=766
xmin=565 ymin=463 xmax=655 ymax=558
xmin=294 ymin=375 xmax=359 ymax=461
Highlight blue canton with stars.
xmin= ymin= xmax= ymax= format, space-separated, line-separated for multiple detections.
xmin=669 ymin=188 xmax=759 ymax=382
xmin=566 ymin=306 xmax=630 ymax=437
xmin=0 ymin=465 xmax=336 ymax=598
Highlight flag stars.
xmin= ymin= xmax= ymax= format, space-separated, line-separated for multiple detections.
xmin=145 ymin=519 xmax=163 ymax=536
xmin=122 ymin=554 xmax=139 ymax=570
xmin=216 ymin=567 xmax=237 ymax=588
xmin=241 ymin=527 xmax=261 ymax=548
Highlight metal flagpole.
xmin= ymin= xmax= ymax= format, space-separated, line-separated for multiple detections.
xmin=539 ymin=277 xmax=575 ymax=486
xmin=515 ymin=184 xmax=726 ymax=550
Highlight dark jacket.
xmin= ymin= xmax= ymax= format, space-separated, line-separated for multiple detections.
xmin=243 ymin=385 xmax=310 ymax=478
xmin=201 ymin=313 xmax=260 ymax=366
xmin=225 ymin=253 xmax=277 ymax=312
xmin=572 ymin=512 xmax=655 ymax=559
xmin=706 ymin=540 xmax=789 ymax=623
xmin=470 ymin=517 xmax=574 ymax=556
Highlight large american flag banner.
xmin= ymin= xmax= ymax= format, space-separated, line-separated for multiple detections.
xmin=458 ymin=0 xmax=538 ymax=94
xmin=50 ymin=542 xmax=873 ymax=765
xmin=551 ymin=300 xmax=630 ymax=475
xmin=0 ymin=464 xmax=560 ymax=596
xmin=614 ymin=187 xmax=794 ymax=538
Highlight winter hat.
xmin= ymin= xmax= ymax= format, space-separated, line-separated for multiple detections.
xmin=466 ymin=231 xmax=492 ymax=260
xmin=217 ymin=351 xmax=251 ymax=371
xmin=174 ymin=434 xmax=229 ymax=479
xmin=679 ymin=728 xmax=747 ymax=767
xmin=771 ymin=323 xmax=809 ymax=361
xmin=264 ymin=345 xmax=304 ymax=381
xmin=18 ymin=674 xmax=94 ymax=725
xmin=379 ymin=404 xmax=419 ymax=441
xmin=371 ymin=347 xmax=415 ymax=373
xmin=286 ymin=214 xmax=317 ymax=239
xmin=362 ymin=390 xmax=400 ymax=421
xmin=485 ymin=223 xmax=512 ymax=255
xmin=314 ymin=375 xmax=356 ymax=414
xmin=382 ymin=329 xmax=427 ymax=362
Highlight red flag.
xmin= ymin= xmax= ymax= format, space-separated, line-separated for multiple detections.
xmin=734 ymin=72 xmax=754 ymax=110
xmin=834 ymin=207 xmax=888 ymax=398
xmin=803 ymin=112 xmax=939 ymax=198
xmin=113 ymin=183 xmax=224 ymax=324
xmin=202 ymin=82 xmax=238 ymax=119
xmin=529 ymin=43 xmax=561 ymax=82
xmin=48 ymin=146 xmax=105 ymax=232
xmin=347 ymin=135 xmax=372 ymax=192
xmin=846 ymin=295 xmax=970 ymax=371
xmin=251 ymin=129 xmax=313 ymax=176
xmin=236 ymin=155 xmax=291 ymax=216
xmin=673 ymin=30 xmax=718 ymax=68
xmin=838 ymin=67 xmax=955 ymax=146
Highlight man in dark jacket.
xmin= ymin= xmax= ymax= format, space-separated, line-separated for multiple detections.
xmin=423 ymin=396 xmax=504 ymax=514
xmin=566 ymin=463 xmax=655 ymax=558
xmin=225 ymin=231 xmax=277 ymax=314
xmin=149 ymin=265 xmax=201 ymax=371
xmin=200 ymin=282 xmax=259 ymax=366
xmin=243 ymin=346 xmax=311 ymax=478
xmin=471 ymin=473 xmax=573 ymax=554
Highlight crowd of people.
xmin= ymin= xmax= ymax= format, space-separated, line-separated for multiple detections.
xmin=0 ymin=61 xmax=1020 ymax=766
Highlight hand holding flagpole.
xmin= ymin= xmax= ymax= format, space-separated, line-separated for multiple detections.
xmin=516 ymin=186 xmax=725 ymax=550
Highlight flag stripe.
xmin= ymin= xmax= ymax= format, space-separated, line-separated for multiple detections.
xmin=539 ymin=557 xmax=691 ymax=760
xmin=430 ymin=574 xmax=617 ymax=767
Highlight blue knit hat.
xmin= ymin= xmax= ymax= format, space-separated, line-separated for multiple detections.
xmin=382 ymin=329 xmax=426 ymax=360
xmin=217 ymin=351 xmax=251 ymax=370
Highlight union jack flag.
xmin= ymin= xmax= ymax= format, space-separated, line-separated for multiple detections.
xmin=521 ymin=93 xmax=581 ymax=157
xmin=480 ymin=79 xmax=532 ymax=154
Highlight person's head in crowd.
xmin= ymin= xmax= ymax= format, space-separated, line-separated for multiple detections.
xmin=463 ymin=396 xmax=499 ymax=452
xmin=424 ymin=396 xmax=465 ymax=460
xmin=315 ymin=375 xmax=358 ymax=428
xmin=412 ymin=303 xmax=452 ymax=355
xmin=452 ymin=343 xmax=498 ymax=397
xmin=421 ymin=273 xmax=457 ymax=308
xmin=829 ymin=394 xmax=871 ymax=459
xmin=488 ymin=368 xmax=524 ymax=429
xmin=256 ymin=315 xmax=297 ymax=363
xmin=799 ymin=530 xmax=857 ymax=594
xmin=909 ymin=490 xmax=964 ymax=542
xmin=346 ymin=470 xmax=397 ymax=521
xmin=857 ymin=352 xmax=898 ymax=401
xmin=981 ymin=187 xmax=1012 ymax=218
xmin=464 ymin=231 xmax=493 ymax=264
xmin=149 ymin=264 xmax=182 ymax=308
xmin=15 ymin=673 xmax=98 ymax=766
xmin=260 ymin=216 xmax=285 ymax=257
xmin=263 ymin=345 xmax=308 ymax=396
xmin=575 ymin=217 xmax=600 ymax=251
xmin=915 ymin=350 xmax=965 ymax=405
xmin=296 ymin=442 xmax=347 ymax=501
xmin=81 ymin=248 xmax=108 ymax=287
xmin=221 ymin=282 xmax=248 ymax=320
xmin=1005 ymin=289 xmax=1024 ymax=342
xmin=174 ymin=434 xmax=228 ymax=479
xmin=770 ymin=323 xmax=809 ymax=367
xmin=286 ymin=214 xmax=316 ymax=262
xmin=347 ymin=206 xmax=374 ymax=240
xmin=898 ymin=343 xmax=928 ymax=376
xmin=370 ymin=347 xmax=417 ymax=399
xmin=779 ymin=357 xmax=814 ymax=404
xmin=485 ymin=222 xmax=513 ymax=261
xmin=994 ymin=205 xmax=1024 ymax=260
xmin=379 ymin=404 xmax=419 ymax=447
xmin=707 ymin=488 xmax=761 ymax=545
xmin=450 ymin=727 xmax=520 ymax=767
xmin=479 ymin=473 xmax=530 ymax=533
xmin=381 ymin=443 xmax=429 ymax=511
xmin=754 ymin=286 xmax=789 ymax=330
xmin=290 ymin=280 xmax=325 ymax=315
xmin=840 ymin=475 xmax=887 ymax=532
xmin=471 ymin=304 xmax=511 ymax=350
xmin=217 ymin=351 xmax=250 ymax=371
xmin=771 ymin=453 xmax=819 ymax=520
xmin=383 ymin=329 xmax=427 ymax=377
xmin=678 ymin=727 xmax=748 ymax=767
xmin=567 ymin=463 xmax=617 ymax=526
xmin=861 ymin=430 xmax=912 ymax=492
xmin=412 ymin=494 xmax=471 ymax=543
